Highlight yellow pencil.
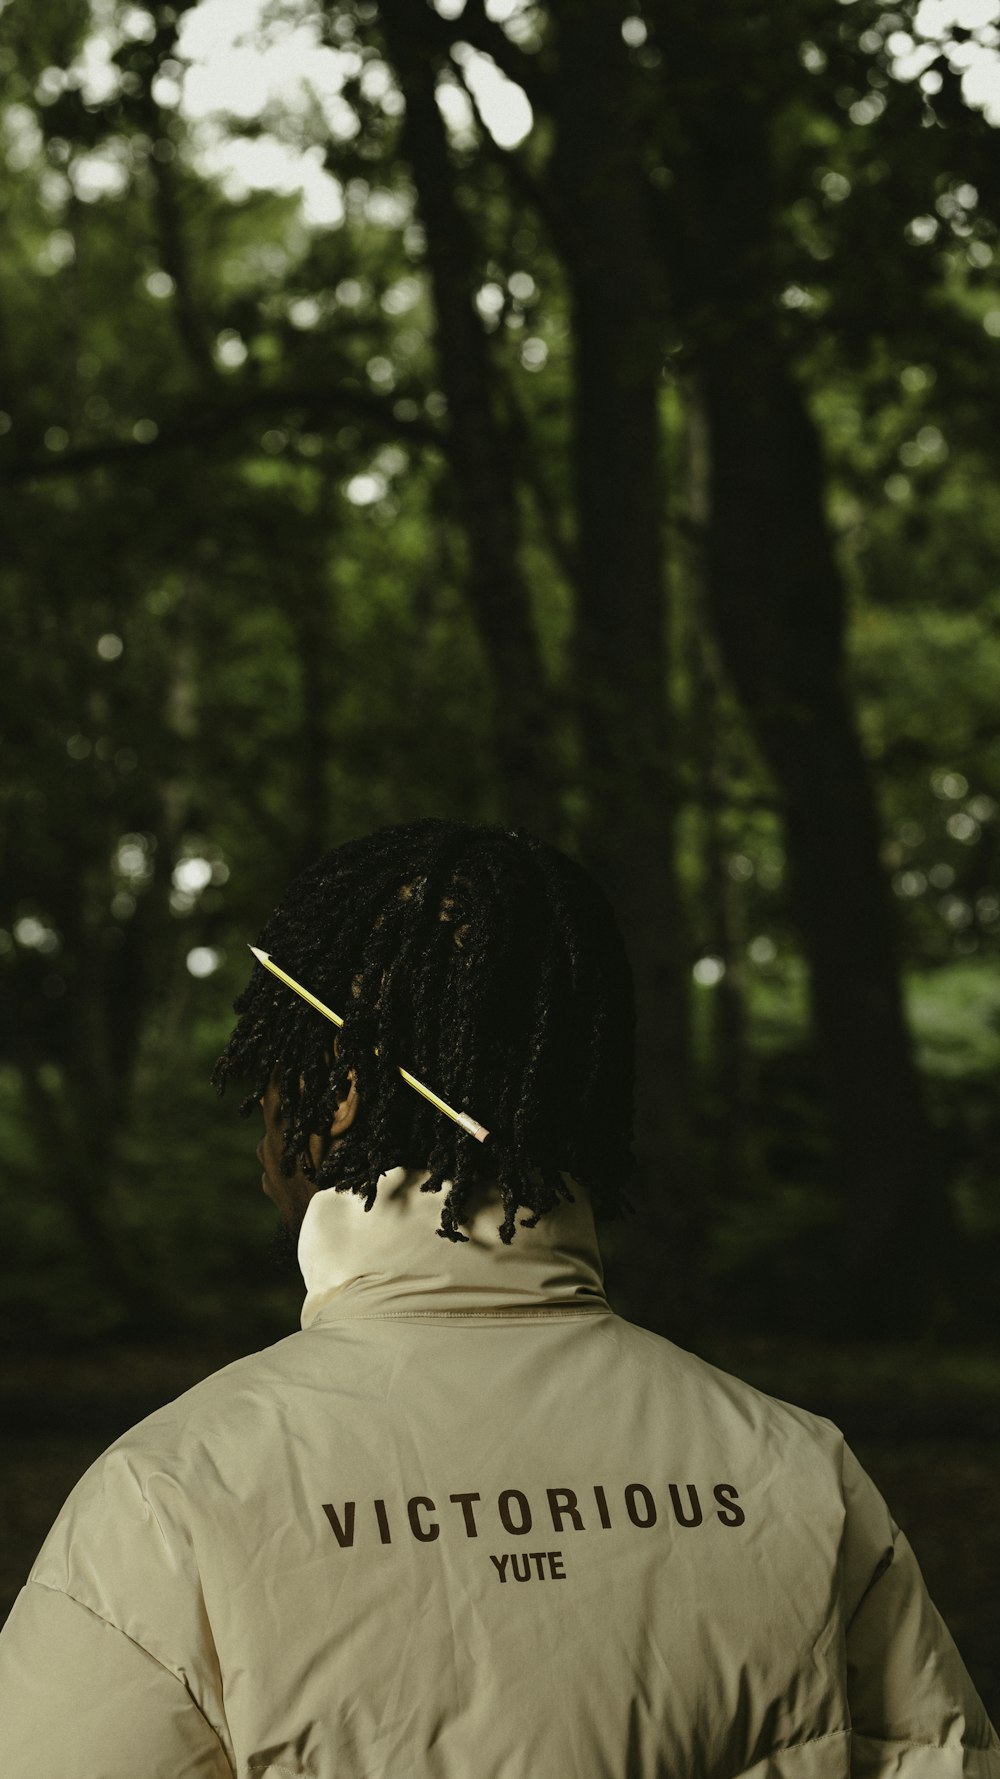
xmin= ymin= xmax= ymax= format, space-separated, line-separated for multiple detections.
xmin=248 ymin=946 xmax=490 ymax=1143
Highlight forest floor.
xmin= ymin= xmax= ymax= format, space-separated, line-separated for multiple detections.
xmin=1 ymin=1335 xmax=998 ymax=1730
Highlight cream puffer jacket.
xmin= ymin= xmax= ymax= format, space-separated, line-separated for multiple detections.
xmin=1 ymin=1171 xmax=998 ymax=1778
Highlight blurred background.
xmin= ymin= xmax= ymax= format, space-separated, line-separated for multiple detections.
xmin=2 ymin=0 xmax=999 ymax=1715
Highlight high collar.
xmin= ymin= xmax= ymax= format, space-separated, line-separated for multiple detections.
xmin=297 ymin=1166 xmax=611 ymax=1329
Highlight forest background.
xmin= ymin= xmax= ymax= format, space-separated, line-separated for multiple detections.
xmin=1 ymin=0 xmax=1000 ymax=1711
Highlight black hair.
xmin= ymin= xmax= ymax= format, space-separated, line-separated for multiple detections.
xmin=211 ymin=818 xmax=638 ymax=1243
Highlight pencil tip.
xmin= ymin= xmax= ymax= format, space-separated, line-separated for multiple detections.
xmin=248 ymin=945 xmax=270 ymax=963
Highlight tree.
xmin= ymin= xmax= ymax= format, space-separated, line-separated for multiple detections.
xmin=3 ymin=0 xmax=1000 ymax=1342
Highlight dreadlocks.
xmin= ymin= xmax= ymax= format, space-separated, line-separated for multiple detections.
xmin=211 ymin=818 xmax=638 ymax=1244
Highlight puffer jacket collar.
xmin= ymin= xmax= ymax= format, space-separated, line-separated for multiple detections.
xmin=298 ymin=1165 xmax=612 ymax=1329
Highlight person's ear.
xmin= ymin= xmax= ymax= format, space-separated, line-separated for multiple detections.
xmin=307 ymin=1056 xmax=359 ymax=1172
xmin=330 ymin=1066 xmax=359 ymax=1135
xmin=326 ymin=1035 xmax=358 ymax=1128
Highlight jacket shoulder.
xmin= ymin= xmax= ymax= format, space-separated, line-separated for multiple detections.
xmin=32 ymin=1332 xmax=309 ymax=1523
xmin=608 ymin=1316 xmax=847 ymax=1461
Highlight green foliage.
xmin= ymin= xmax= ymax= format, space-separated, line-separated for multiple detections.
xmin=2 ymin=0 xmax=1000 ymax=1342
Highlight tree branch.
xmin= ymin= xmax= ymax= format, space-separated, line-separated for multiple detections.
xmin=446 ymin=55 xmax=561 ymax=243
xmin=2 ymin=382 xmax=443 ymax=484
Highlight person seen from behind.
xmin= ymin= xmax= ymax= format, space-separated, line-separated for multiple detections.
xmin=1 ymin=816 xmax=997 ymax=1777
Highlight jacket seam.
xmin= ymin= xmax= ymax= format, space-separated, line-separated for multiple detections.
xmin=26 ymin=1578 xmax=235 ymax=1775
xmin=853 ymin=1730 xmax=999 ymax=1753
xmin=311 ymin=1307 xmax=615 ymax=1323
xmin=734 ymin=1728 xmax=849 ymax=1774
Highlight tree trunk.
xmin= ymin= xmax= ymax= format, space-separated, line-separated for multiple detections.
xmin=546 ymin=0 xmax=703 ymax=1333
xmin=276 ymin=475 xmax=339 ymax=873
xmin=643 ymin=0 xmax=956 ymax=1330
xmin=699 ymin=331 xmax=954 ymax=1330
xmin=376 ymin=0 xmax=561 ymax=838
xmin=683 ymin=385 xmax=756 ymax=1206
